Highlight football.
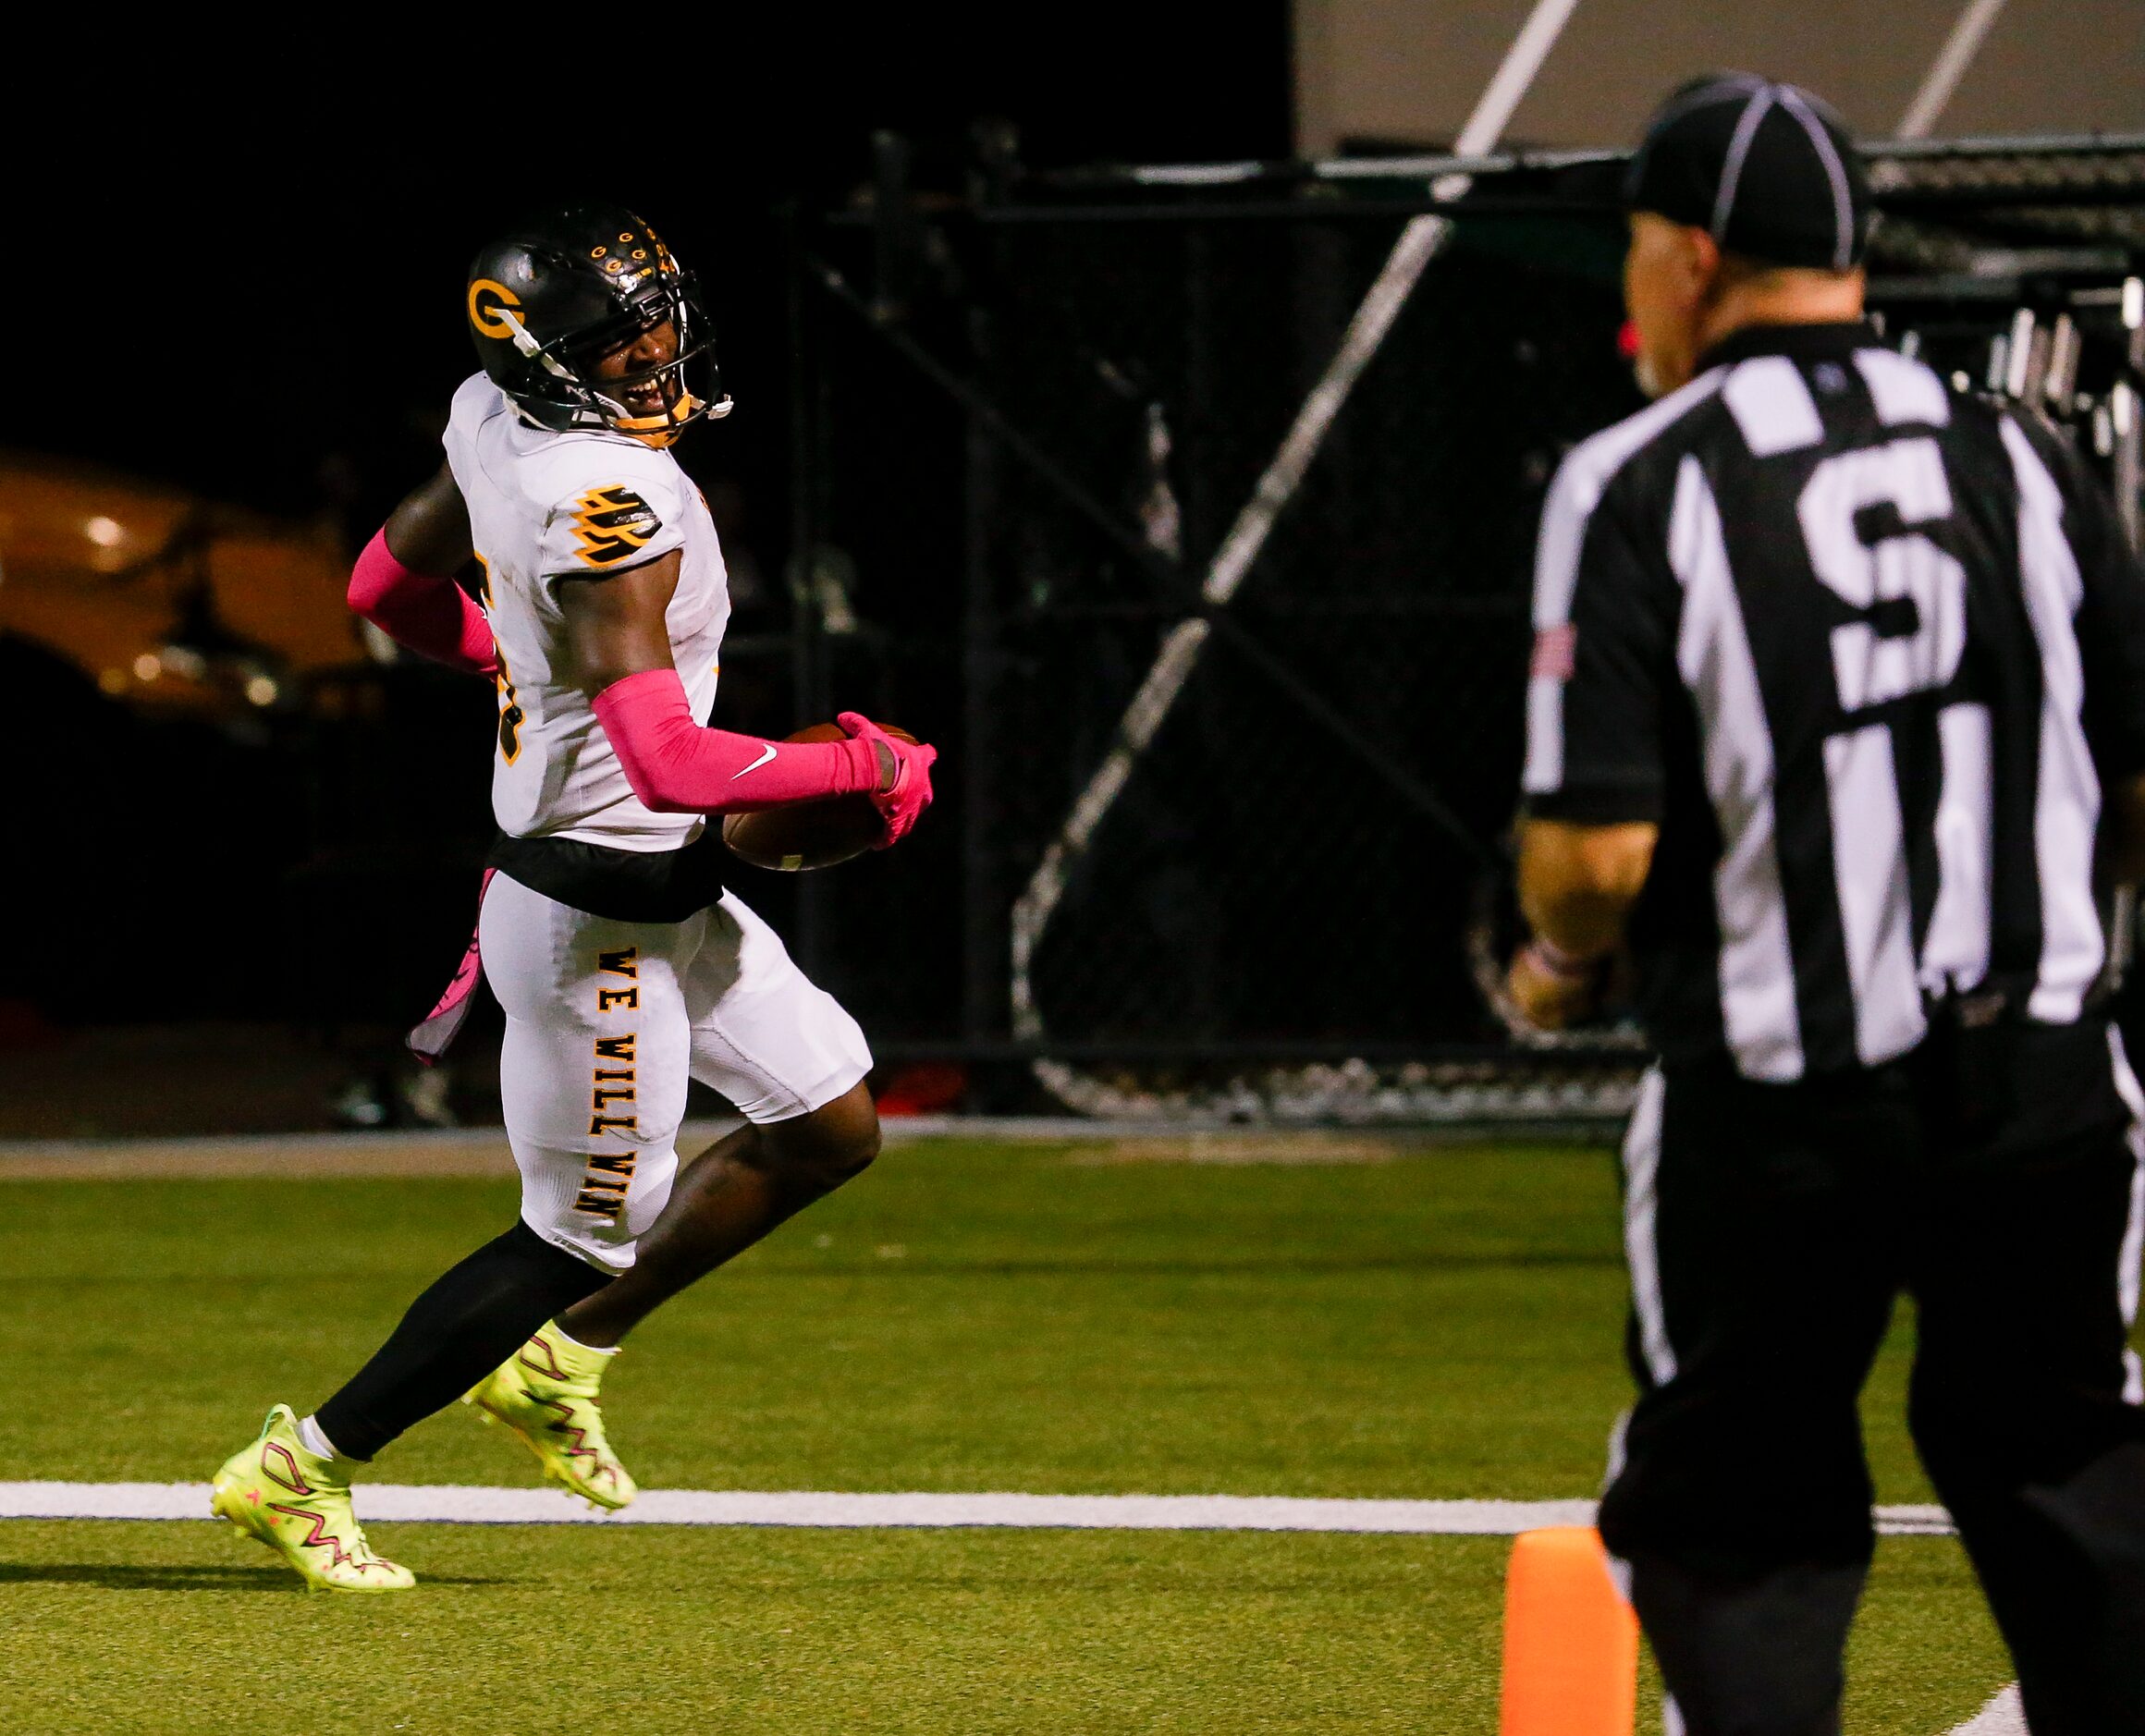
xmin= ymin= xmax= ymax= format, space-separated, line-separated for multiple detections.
xmin=720 ymin=722 xmax=917 ymax=872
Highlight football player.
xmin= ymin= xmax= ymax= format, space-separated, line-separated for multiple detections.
xmin=211 ymin=206 xmax=936 ymax=1590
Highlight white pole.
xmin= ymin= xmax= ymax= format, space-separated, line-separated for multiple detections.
xmin=1453 ymin=0 xmax=1587 ymax=157
xmin=1897 ymin=0 xmax=2010 ymax=139
xmin=1200 ymin=0 xmax=1587 ymax=618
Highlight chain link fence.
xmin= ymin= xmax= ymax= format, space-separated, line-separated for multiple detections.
xmin=788 ymin=136 xmax=2145 ymax=1127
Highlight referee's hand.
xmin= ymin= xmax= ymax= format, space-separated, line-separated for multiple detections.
xmin=1505 ymin=938 xmax=1603 ymax=1032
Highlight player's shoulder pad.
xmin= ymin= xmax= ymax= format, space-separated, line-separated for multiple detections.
xmin=449 ymin=371 xmax=501 ymax=421
xmin=444 ymin=373 xmax=510 ymax=458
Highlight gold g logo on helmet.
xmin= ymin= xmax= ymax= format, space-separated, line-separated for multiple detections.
xmin=467 ymin=279 xmax=524 ymax=339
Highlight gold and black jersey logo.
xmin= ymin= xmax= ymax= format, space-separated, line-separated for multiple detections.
xmin=568 ymin=485 xmax=663 ymax=568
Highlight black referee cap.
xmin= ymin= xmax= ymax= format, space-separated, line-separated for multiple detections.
xmin=1624 ymin=74 xmax=1870 ymax=271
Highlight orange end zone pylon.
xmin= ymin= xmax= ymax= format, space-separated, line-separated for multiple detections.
xmin=1498 ymin=1526 xmax=1639 ymax=1736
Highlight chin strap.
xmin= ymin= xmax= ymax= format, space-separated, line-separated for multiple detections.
xmin=613 ymin=390 xmax=734 ymax=448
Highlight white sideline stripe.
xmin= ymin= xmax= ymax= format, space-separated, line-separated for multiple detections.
xmin=0 ymin=1119 xmax=1455 ymax=1180
xmin=0 ymin=1483 xmax=1955 ymax=1535
xmin=0 ymin=1116 xmax=1373 ymax=1161
xmin=1946 ymin=1683 xmax=2026 ymax=1734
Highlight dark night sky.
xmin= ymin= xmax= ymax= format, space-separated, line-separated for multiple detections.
xmin=11 ymin=12 xmax=1293 ymax=534
xmin=0 ymin=12 xmax=1298 ymax=1036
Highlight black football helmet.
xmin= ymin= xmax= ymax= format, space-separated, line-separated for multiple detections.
xmin=465 ymin=203 xmax=731 ymax=448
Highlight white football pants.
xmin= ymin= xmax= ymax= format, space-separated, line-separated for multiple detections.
xmin=478 ymin=873 xmax=873 ymax=1271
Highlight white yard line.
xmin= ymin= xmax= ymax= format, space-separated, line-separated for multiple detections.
xmin=0 ymin=1482 xmax=1954 ymax=1534
xmin=6 ymin=1481 xmax=2003 ymax=1729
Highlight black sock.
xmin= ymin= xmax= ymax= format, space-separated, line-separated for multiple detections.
xmin=313 ymin=1221 xmax=609 ymax=1462
xmin=1630 ymin=1550 xmax=1866 ymax=1736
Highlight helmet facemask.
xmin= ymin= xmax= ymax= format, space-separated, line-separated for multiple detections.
xmin=509 ymin=275 xmax=732 ymax=448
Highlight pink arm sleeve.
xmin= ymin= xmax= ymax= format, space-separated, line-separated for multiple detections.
xmin=348 ymin=529 xmax=499 ymax=678
xmin=593 ymin=668 xmax=879 ymax=815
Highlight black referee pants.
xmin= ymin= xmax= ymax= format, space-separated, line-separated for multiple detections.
xmin=1596 ymin=1020 xmax=2145 ymax=1736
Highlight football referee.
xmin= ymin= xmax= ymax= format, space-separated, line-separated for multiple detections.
xmin=1508 ymin=77 xmax=2145 ymax=1733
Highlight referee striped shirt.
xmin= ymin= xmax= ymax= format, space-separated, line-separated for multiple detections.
xmin=1523 ymin=320 xmax=2145 ymax=1082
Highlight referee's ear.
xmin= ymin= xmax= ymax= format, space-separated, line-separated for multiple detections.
xmin=1624 ymin=213 xmax=1724 ymax=396
xmin=1683 ymin=227 xmax=1727 ymax=301
xmin=1628 ymin=213 xmax=1722 ymax=295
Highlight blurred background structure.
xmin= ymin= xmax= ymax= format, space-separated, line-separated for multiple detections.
xmin=0 ymin=4 xmax=2137 ymax=1135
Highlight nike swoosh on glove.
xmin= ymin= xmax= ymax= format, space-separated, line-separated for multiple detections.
xmin=839 ymin=712 xmax=938 ymax=847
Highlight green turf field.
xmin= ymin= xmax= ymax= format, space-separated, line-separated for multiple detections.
xmin=0 ymin=1139 xmax=2037 ymax=1731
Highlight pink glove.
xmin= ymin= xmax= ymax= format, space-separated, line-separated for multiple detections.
xmin=840 ymin=712 xmax=937 ymax=847
xmin=348 ymin=529 xmax=498 ymax=678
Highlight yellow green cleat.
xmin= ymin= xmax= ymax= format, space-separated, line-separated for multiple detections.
xmin=464 ymin=1323 xmax=637 ymax=1510
xmin=209 ymin=1405 xmax=415 ymax=1593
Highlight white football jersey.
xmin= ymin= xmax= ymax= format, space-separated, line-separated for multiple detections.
xmin=444 ymin=374 xmax=729 ymax=851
